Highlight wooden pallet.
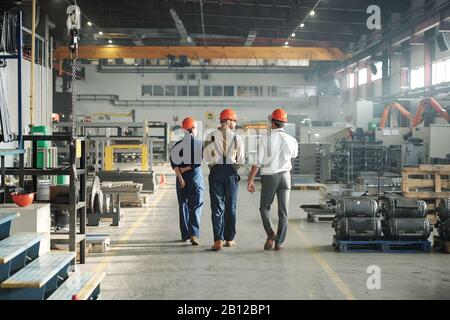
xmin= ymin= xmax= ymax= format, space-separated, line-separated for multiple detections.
xmin=86 ymin=234 xmax=110 ymax=254
xmin=292 ymin=184 xmax=325 ymax=191
xmin=402 ymin=165 xmax=450 ymax=201
xmin=433 ymin=235 xmax=450 ymax=253
xmin=332 ymin=236 xmax=431 ymax=253
xmin=52 ymin=243 xmax=93 ymax=262
xmin=307 ymin=213 xmax=335 ymax=223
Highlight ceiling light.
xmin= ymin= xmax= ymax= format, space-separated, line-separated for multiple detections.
xmin=87 ymin=21 xmax=92 ymax=26
xmin=310 ymin=10 xmax=315 ymax=16
xmin=291 ymin=32 xmax=296 ymax=37
xmin=108 ymin=39 xmax=113 ymax=44
xmin=98 ymin=31 xmax=103 ymax=35
xmin=300 ymin=23 xmax=305 ymax=28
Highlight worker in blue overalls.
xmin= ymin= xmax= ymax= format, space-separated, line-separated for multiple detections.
xmin=204 ymin=109 xmax=245 ymax=251
xmin=170 ymin=117 xmax=204 ymax=245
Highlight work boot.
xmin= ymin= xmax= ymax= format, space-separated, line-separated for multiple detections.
xmin=212 ymin=240 xmax=223 ymax=251
xmin=224 ymin=240 xmax=236 ymax=247
xmin=190 ymin=236 xmax=199 ymax=246
xmin=264 ymin=233 xmax=277 ymax=251
xmin=275 ymin=243 xmax=284 ymax=251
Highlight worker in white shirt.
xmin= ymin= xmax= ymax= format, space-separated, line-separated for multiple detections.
xmin=247 ymin=108 xmax=298 ymax=251
xmin=204 ymin=109 xmax=245 ymax=251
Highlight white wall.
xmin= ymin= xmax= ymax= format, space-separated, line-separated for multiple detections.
xmin=74 ymin=65 xmax=330 ymax=128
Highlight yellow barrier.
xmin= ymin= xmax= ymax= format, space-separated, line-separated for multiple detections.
xmin=104 ymin=144 xmax=149 ymax=171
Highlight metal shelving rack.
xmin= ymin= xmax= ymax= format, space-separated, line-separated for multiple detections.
xmin=5 ymin=135 xmax=87 ymax=264
xmin=0 ymin=10 xmax=25 ymax=201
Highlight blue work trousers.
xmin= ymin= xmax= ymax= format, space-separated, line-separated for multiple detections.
xmin=209 ymin=165 xmax=240 ymax=242
xmin=176 ymin=167 xmax=204 ymax=240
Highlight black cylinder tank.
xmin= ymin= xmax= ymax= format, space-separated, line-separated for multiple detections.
xmin=438 ymin=219 xmax=450 ymax=240
xmin=438 ymin=199 xmax=450 ymax=221
xmin=382 ymin=218 xmax=432 ymax=241
xmin=336 ymin=199 xmax=378 ymax=218
xmin=334 ymin=217 xmax=382 ymax=240
xmin=384 ymin=198 xmax=427 ymax=219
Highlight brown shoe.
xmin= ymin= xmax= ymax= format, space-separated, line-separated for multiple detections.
xmin=190 ymin=236 xmax=199 ymax=246
xmin=224 ymin=240 xmax=236 ymax=247
xmin=264 ymin=233 xmax=277 ymax=251
xmin=275 ymin=243 xmax=284 ymax=251
xmin=212 ymin=240 xmax=223 ymax=251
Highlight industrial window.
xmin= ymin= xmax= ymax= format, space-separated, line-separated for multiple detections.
xmin=447 ymin=59 xmax=450 ymax=82
xmin=177 ymin=86 xmax=188 ymax=96
xmin=212 ymin=86 xmax=223 ymax=96
xmin=269 ymin=86 xmax=277 ymax=97
xmin=432 ymin=58 xmax=450 ymax=85
xmin=410 ymin=66 xmax=425 ymax=89
xmin=165 ymin=85 xmax=176 ymax=96
xmin=204 ymin=86 xmax=211 ymax=96
xmin=371 ymin=62 xmax=383 ymax=81
xmin=153 ymin=85 xmax=164 ymax=96
xmin=142 ymin=85 xmax=152 ymax=96
xmin=249 ymin=86 xmax=262 ymax=96
xmin=358 ymin=68 xmax=368 ymax=86
xmin=237 ymin=86 xmax=249 ymax=96
xmin=224 ymin=86 xmax=234 ymax=96
xmin=347 ymin=73 xmax=355 ymax=89
xmin=188 ymin=86 xmax=199 ymax=96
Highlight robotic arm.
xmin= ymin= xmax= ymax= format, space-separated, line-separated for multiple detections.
xmin=379 ymin=102 xmax=413 ymax=128
xmin=412 ymin=98 xmax=450 ymax=127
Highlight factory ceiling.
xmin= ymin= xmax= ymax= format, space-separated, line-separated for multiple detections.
xmin=17 ymin=0 xmax=412 ymax=53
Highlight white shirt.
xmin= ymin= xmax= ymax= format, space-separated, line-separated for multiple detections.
xmin=256 ymin=128 xmax=298 ymax=175
xmin=203 ymin=127 xmax=245 ymax=167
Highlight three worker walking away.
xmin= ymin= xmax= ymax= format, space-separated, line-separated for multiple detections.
xmin=247 ymin=108 xmax=298 ymax=251
xmin=170 ymin=117 xmax=204 ymax=246
xmin=171 ymin=108 xmax=298 ymax=252
xmin=204 ymin=109 xmax=245 ymax=251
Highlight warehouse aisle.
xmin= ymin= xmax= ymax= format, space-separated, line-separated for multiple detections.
xmin=82 ymin=175 xmax=450 ymax=300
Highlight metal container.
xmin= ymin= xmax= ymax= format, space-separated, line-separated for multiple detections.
xmin=36 ymin=179 xmax=51 ymax=201
xmin=382 ymin=218 xmax=432 ymax=241
xmin=336 ymin=198 xmax=378 ymax=218
xmin=54 ymin=210 xmax=69 ymax=231
xmin=333 ymin=217 xmax=382 ymax=240
xmin=438 ymin=219 xmax=450 ymax=240
xmin=438 ymin=199 xmax=450 ymax=221
xmin=384 ymin=199 xmax=427 ymax=219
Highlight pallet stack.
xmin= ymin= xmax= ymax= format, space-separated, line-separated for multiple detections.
xmin=402 ymin=165 xmax=450 ymax=223
xmin=101 ymin=182 xmax=148 ymax=208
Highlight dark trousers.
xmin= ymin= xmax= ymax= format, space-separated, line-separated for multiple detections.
xmin=209 ymin=165 xmax=239 ymax=241
xmin=176 ymin=167 xmax=204 ymax=240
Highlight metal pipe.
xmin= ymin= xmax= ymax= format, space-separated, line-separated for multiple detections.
xmin=29 ymin=0 xmax=36 ymax=128
xmin=17 ymin=11 xmax=23 ymax=148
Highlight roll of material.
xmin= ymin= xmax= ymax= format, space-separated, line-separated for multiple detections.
xmin=382 ymin=218 xmax=432 ymax=241
xmin=438 ymin=219 xmax=450 ymax=240
xmin=438 ymin=199 xmax=450 ymax=221
xmin=333 ymin=217 xmax=382 ymax=241
xmin=336 ymin=199 xmax=378 ymax=218
xmin=384 ymin=198 xmax=427 ymax=219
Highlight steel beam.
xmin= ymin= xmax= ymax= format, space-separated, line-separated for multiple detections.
xmin=54 ymin=45 xmax=345 ymax=61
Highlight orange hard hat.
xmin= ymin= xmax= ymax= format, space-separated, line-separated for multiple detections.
xmin=219 ymin=109 xmax=237 ymax=121
xmin=182 ymin=117 xmax=196 ymax=130
xmin=271 ymin=108 xmax=288 ymax=122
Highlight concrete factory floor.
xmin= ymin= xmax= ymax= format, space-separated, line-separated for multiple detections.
xmin=80 ymin=174 xmax=450 ymax=300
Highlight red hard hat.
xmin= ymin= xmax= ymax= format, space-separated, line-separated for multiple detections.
xmin=219 ymin=109 xmax=237 ymax=121
xmin=271 ymin=108 xmax=288 ymax=122
xmin=182 ymin=117 xmax=196 ymax=130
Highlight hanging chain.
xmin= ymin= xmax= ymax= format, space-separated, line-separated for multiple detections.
xmin=71 ymin=57 xmax=77 ymax=138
